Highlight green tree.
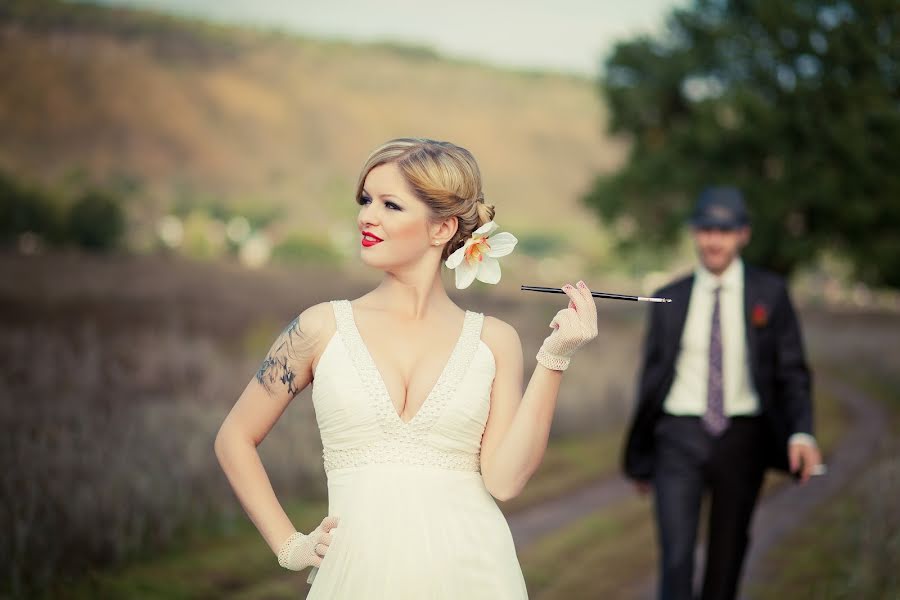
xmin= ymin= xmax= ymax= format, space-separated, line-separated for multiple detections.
xmin=586 ymin=0 xmax=900 ymax=286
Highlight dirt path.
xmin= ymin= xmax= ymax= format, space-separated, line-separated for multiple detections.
xmin=739 ymin=377 xmax=888 ymax=590
xmin=509 ymin=376 xmax=889 ymax=600
xmin=507 ymin=474 xmax=634 ymax=550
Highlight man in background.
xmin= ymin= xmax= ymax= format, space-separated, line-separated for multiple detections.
xmin=623 ymin=187 xmax=823 ymax=600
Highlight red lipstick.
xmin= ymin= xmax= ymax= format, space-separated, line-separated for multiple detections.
xmin=361 ymin=231 xmax=383 ymax=247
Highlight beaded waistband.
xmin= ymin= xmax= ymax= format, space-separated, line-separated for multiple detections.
xmin=323 ymin=440 xmax=480 ymax=473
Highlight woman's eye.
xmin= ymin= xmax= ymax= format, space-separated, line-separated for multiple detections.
xmin=356 ymin=195 xmax=400 ymax=211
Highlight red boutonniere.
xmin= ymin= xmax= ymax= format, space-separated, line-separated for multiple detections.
xmin=751 ymin=303 xmax=769 ymax=328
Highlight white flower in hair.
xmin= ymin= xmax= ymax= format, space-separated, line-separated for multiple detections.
xmin=444 ymin=221 xmax=518 ymax=289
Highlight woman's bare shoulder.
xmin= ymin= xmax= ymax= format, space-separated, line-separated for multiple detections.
xmin=294 ymin=301 xmax=338 ymax=343
xmin=480 ymin=314 xmax=522 ymax=356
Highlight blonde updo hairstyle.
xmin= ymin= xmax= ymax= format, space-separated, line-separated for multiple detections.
xmin=355 ymin=138 xmax=496 ymax=262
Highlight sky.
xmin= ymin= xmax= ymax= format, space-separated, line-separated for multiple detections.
xmin=79 ymin=0 xmax=688 ymax=76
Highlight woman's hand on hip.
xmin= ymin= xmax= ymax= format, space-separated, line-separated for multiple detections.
xmin=277 ymin=515 xmax=340 ymax=571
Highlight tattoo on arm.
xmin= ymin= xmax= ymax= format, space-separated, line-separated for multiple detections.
xmin=256 ymin=316 xmax=312 ymax=397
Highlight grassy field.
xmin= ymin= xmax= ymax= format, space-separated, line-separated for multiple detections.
xmin=0 ymin=249 xmax=645 ymax=598
xmin=513 ymin=309 xmax=900 ymax=599
xmin=515 ymin=370 xmax=852 ymax=599
xmin=48 ymin=430 xmax=626 ymax=600
xmin=521 ymin=497 xmax=656 ymax=599
xmin=500 ymin=433 xmax=624 ymax=515
xmin=746 ymin=365 xmax=900 ymax=600
xmin=6 ymin=249 xmax=894 ymax=599
xmin=47 ymin=499 xmax=327 ymax=600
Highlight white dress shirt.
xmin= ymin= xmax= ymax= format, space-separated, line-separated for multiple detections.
xmin=663 ymin=258 xmax=817 ymax=448
xmin=664 ymin=258 xmax=761 ymax=417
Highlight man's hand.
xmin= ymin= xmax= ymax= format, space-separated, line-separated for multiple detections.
xmin=789 ymin=440 xmax=823 ymax=484
xmin=632 ymin=480 xmax=652 ymax=495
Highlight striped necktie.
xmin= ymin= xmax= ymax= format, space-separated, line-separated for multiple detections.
xmin=702 ymin=285 xmax=728 ymax=436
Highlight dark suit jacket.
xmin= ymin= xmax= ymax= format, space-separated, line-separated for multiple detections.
xmin=623 ymin=263 xmax=813 ymax=480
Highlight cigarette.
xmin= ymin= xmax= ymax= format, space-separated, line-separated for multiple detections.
xmin=520 ymin=285 xmax=672 ymax=303
xmin=811 ymin=464 xmax=828 ymax=476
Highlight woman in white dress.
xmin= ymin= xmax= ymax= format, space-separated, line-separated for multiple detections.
xmin=215 ymin=138 xmax=598 ymax=598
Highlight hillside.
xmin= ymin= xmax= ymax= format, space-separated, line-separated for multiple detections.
xmin=0 ymin=0 xmax=625 ymax=258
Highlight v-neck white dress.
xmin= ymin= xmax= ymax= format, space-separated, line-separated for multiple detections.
xmin=305 ymin=300 xmax=527 ymax=599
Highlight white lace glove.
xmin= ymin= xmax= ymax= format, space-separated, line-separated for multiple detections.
xmin=277 ymin=516 xmax=339 ymax=572
xmin=536 ymin=280 xmax=598 ymax=371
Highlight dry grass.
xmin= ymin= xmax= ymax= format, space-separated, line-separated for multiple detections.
xmin=745 ymin=311 xmax=900 ymax=600
xmin=4 ymin=250 xmax=895 ymax=598
xmin=499 ymin=433 xmax=624 ymax=515
xmin=748 ymin=439 xmax=900 ymax=599
xmin=52 ymin=498 xmax=329 ymax=600
xmin=0 ymin=249 xmax=644 ymax=596
xmin=8 ymin=245 xmax=890 ymax=596
xmin=0 ymin=263 xmax=328 ymax=595
xmin=519 ymin=497 xmax=657 ymax=599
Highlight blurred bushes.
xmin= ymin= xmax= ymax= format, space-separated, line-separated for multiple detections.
xmin=0 ymin=171 xmax=296 ymax=262
xmin=172 ymin=194 xmax=279 ymax=230
xmin=163 ymin=200 xmax=339 ymax=267
xmin=67 ymin=190 xmax=126 ymax=251
xmin=0 ymin=170 xmax=126 ymax=252
xmin=516 ymin=232 xmax=565 ymax=258
xmin=0 ymin=172 xmax=64 ymax=244
xmin=272 ymin=232 xmax=341 ymax=265
xmin=179 ymin=211 xmax=228 ymax=260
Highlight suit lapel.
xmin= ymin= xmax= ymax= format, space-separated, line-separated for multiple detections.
xmin=743 ymin=264 xmax=758 ymax=361
xmin=668 ymin=276 xmax=693 ymax=360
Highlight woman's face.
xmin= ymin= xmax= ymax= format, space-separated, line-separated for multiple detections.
xmin=357 ymin=162 xmax=435 ymax=271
